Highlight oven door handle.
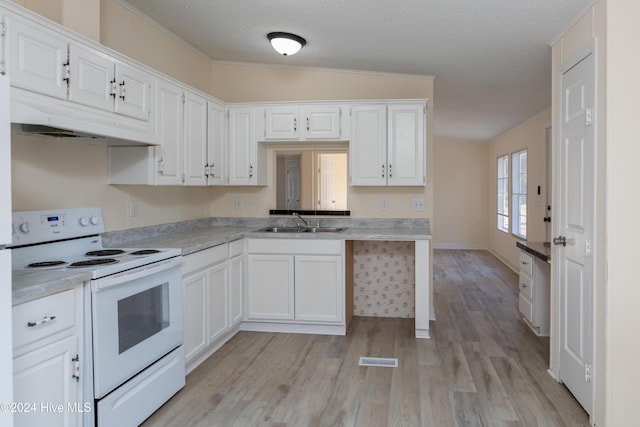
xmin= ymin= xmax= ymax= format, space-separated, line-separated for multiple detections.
xmin=91 ymin=256 xmax=183 ymax=292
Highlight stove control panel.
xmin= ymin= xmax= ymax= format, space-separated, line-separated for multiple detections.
xmin=11 ymin=207 xmax=105 ymax=246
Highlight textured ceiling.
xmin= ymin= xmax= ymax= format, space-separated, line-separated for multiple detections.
xmin=119 ymin=0 xmax=593 ymax=141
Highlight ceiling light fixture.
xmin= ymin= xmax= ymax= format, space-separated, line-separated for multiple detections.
xmin=267 ymin=32 xmax=306 ymax=56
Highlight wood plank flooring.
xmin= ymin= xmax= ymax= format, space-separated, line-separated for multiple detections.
xmin=142 ymin=249 xmax=589 ymax=427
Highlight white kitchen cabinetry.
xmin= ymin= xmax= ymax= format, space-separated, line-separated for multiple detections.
xmin=182 ymin=241 xmax=244 ymax=373
xmin=518 ymin=250 xmax=550 ymax=336
xmin=6 ymin=14 xmax=151 ymax=122
xmin=183 ymin=91 xmax=209 ymax=186
xmin=5 ymin=14 xmax=69 ymax=100
xmin=154 ymin=79 xmax=184 ymax=185
xmin=12 ymin=286 xmax=83 ymax=427
xmin=246 ymin=239 xmax=344 ymax=325
xmin=206 ymin=101 xmax=226 ymax=186
xmin=350 ymin=102 xmax=426 ymax=186
xmin=68 ymin=44 xmax=151 ymax=121
xmin=228 ymin=107 xmax=267 ymax=186
xmin=260 ymin=104 xmax=344 ymax=141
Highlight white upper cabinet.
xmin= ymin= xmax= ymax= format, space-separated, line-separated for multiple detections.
xmin=305 ymin=105 xmax=342 ymax=139
xmin=349 ymin=104 xmax=387 ymax=186
xmin=350 ymin=102 xmax=426 ymax=186
xmin=387 ymin=103 xmax=425 ymax=186
xmin=259 ymin=104 xmax=345 ymax=141
xmin=155 ymin=79 xmax=184 ymax=186
xmin=206 ymin=101 xmax=226 ymax=186
xmin=183 ymin=91 xmax=208 ymax=186
xmin=68 ymin=45 xmax=151 ymax=121
xmin=264 ymin=106 xmax=301 ymax=140
xmin=5 ymin=14 xmax=68 ymax=100
xmin=228 ymin=107 xmax=266 ymax=186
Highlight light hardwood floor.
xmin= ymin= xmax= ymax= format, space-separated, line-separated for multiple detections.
xmin=143 ymin=249 xmax=589 ymax=426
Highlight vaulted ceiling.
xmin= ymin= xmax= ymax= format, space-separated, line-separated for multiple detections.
xmin=119 ymin=0 xmax=593 ymax=141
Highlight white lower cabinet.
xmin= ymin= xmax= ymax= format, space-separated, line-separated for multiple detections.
xmin=246 ymin=239 xmax=344 ymax=326
xmin=518 ymin=250 xmax=550 ymax=336
xmin=182 ymin=240 xmax=244 ymax=372
xmin=12 ymin=286 xmax=83 ymax=427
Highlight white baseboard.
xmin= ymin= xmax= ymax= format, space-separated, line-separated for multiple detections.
xmin=487 ymin=248 xmax=519 ymax=274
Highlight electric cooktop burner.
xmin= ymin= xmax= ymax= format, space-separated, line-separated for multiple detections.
xmin=86 ymin=249 xmax=126 ymax=257
xmin=28 ymin=260 xmax=67 ymax=268
xmin=130 ymin=249 xmax=161 ymax=256
xmin=69 ymin=258 xmax=119 ymax=268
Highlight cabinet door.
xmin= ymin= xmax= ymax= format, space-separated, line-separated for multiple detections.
xmin=295 ymin=256 xmax=343 ymax=323
xmin=265 ymin=106 xmax=300 ymax=140
xmin=247 ymin=255 xmax=294 ymax=320
xmin=228 ymin=107 xmax=256 ymax=185
xmin=183 ymin=91 xmax=208 ymax=186
xmin=6 ymin=15 xmax=68 ymax=100
xmin=68 ymin=44 xmax=114 ymax=113
xmin=155 ymin=79 xmax=183 ymax=185
xmin=183 ymin=271 xmax=207 ymax=363
xmin=387 ymin=103 xmax=425 ymax=186
xmin=13 ymin=335 xmax=79 ymax=427
xmin=114 ymin=63 xmax=152 ymax=121
xmin=228 ymin=255 xmax=244 ymax=326
xmin=304 ymin=105 xmax=341 ymax=139
xmin=207 ymin=101 xmax=226 ymax=186
xmin=206 ymin=262 xmax=229 ymax=343
xmin=349 ymin=105 xmax=387 ymax=186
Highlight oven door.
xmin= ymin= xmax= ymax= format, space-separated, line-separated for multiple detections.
xmin=91 ymin=256 xmax=183 ymax=399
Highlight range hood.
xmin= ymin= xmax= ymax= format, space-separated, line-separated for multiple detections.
xmin=10 ymin=90 xmax=160 ymax=146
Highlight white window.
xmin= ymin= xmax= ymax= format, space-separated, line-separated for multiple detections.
xmin=511 ymin=150 xmax=527 ymax=239
xmin=497 ymin=155 xmax=509 ymax=232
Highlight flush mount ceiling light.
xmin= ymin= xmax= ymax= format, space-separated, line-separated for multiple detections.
xmin=267 ymin=32 xmax=306 ymax=56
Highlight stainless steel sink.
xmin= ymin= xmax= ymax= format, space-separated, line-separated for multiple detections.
xmin=256 ymin=226 xmax=346 ymax=233
xmin=257 ymin=227 xmax=307 ymax=233
xmin=304 ymin=227 xmax=346 ymax=233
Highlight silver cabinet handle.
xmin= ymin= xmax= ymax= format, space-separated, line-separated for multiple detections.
xmin=110 ymin=79 xmax=117 ymax=99
xmin=72 ymin=355 xmax=80 ymax=382
xmin=381 ymin=164 xmax=385 ymax=178
xmin=553 ymin=236 xmax=567 ymax=246
xmin=119 ymin=81 xmax=126 ymax=101
xmin=306 ymin=117 xmax=310 ymax=132
xmin=389 ymin=164 xmax=392 ymax=178
xmin=249 ymin=164 xmax=254 ymax=179
xmin=27 ymin=316 xmax=56 ymax=327
xmin=158 ymin=157 xmax=164 ymax=175
xmin=204 ymin=163 xmax=209 ymax=178
xmin=293 ymin=118 xmax=297 ymax=132
xmin=521 ymin=283 xmax=528 ymax=288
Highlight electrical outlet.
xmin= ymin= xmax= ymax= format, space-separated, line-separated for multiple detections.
xmin=380 ymin=198 xmax=389 ymax=211
xmin=235 ymin=198 xmax=243 ymax=210
xmin=412 ymin=198 xmax=425 ymax=211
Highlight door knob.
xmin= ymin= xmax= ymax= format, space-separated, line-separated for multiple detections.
xmin=553 ymin=236 xmax=567 ymax=246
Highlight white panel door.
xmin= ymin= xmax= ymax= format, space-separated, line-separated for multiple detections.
xmin=207 ymin=101 xmax=226 ymax=185
xmin=13 ymin=335 xmax=78 ymax=427
xmin=183 ymin=271 xmax=206 ymax=363
xmin=294 ymin=256 xmax=342 ymax=323
xmin=305 ymin=105 xmax=341 ymax=139
xmin=6 ymin=15 xmax=68 ymax=100
xmin=387 ymin=103 xmax=425 ymax=186
xmin=557 ymin=51 xmax=594 ymax=415
xmin=349 ymin=105 xmax=387 ymax=186
xmin=265 ymin=106 xmax=300 ymax=140
xmin=206 ymin=262 xmax=229 ymax=343
xmin=247 ymin=255 xmax=294 ymax=320
xmin=155 ymin=79 xmax=183 ymax=186
xmin=68 ymin=44 xmax=114 ymax=113
xmin=114 ymin=63 xmax=151 ymax=121
xmin=228 ymin=108 xmax=256 ymax=185
xmin=183 ymin=91 xmax=208 ymax=186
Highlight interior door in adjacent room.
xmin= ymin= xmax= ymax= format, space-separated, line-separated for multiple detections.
xmin=555 ymin=49 xmax=595 ymax=415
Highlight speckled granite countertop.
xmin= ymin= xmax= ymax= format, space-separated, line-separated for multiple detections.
xmin=13 ymin=217 xmax=431 ymax=305
xmin=516 ymin=241 xmax=551 ymax=263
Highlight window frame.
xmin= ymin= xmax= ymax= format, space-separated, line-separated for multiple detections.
xmin=496 ymin=154 xmax=509 ymax=233
xmin=511 ymin=149 xmax=528 ymax=239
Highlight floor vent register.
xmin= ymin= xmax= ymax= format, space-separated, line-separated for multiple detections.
xmin=358 ymin=357 xmax=399 ymax=368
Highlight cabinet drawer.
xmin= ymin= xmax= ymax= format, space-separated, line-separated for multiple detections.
xmin=248 ymin=239 xmax=342 ymax=255
xmin=229 ymin=239 xmax=244 ymax=258
xmin=183 ymin=243 xmax=227 ymax=275
xmin=519 ymin=251 xmax=533 ymax=276
xmin=518 ymin=294 xmax=533 ymax=324
xmin=13 ymin=288 xmax=77 ymax=350
xmin=519 ymin=272 xmax=533 ymax=300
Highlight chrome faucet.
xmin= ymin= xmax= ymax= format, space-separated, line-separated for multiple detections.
xmin=293 ymin=212 xmax=310 ymax=228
